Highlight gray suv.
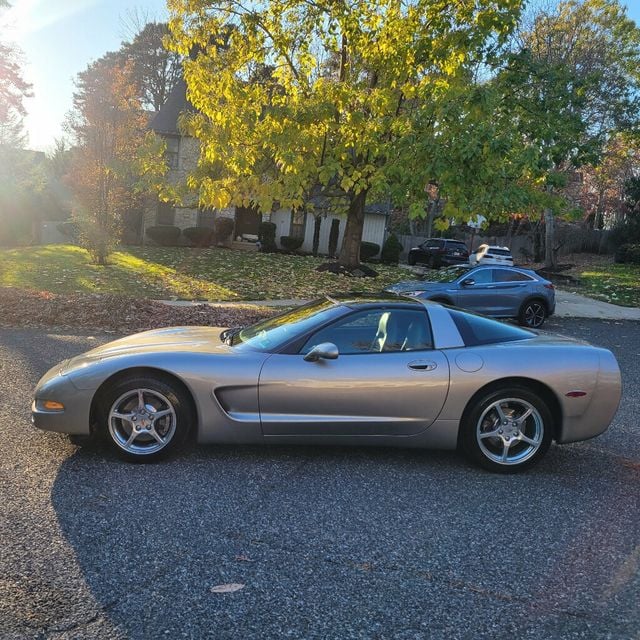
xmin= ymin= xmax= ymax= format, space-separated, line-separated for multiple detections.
xmin=386 ymin=265 xmax=556 ymax=328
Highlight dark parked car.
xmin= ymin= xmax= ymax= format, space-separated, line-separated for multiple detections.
xmin=407 ymin=238 xmax=470 ymax=267
xmin=386 ymin=265 xmax=555 ymax=328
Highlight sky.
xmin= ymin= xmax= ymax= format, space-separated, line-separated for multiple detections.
xmin=3 ymin=0 xmax=169 ymax=151
xmin=3 ymin=0 xmax=640 ymax=152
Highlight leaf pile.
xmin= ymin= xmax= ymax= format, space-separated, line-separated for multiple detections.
xmin=0 ymin=287 xmax=274 ymax=333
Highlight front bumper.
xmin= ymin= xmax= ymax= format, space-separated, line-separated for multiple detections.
xmin=32 ymin=367 xmax=92 ymax=435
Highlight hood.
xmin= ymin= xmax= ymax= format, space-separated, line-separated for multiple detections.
xmin=61 ymin=326 xmax=232 ymax=372
xmin=385 ymin=280 xmax=449 ymax=294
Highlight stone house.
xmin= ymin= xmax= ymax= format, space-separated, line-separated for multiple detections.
xmin=144 ymin=80 xmax=389 ymax=255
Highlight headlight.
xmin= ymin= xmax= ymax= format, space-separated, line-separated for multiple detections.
xmin=402 ymin=291 xmax=424 ymax=297
xmin=35 ymin=399 xmax=65 ymax=412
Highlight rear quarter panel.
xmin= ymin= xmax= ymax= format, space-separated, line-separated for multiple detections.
xmin=438 ymin=341 xmax=620 ymax=443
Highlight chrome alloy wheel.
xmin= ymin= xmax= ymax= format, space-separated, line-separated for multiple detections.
xmin=476 ymin=398 xmax=544 ymax=466
xmin=108 ymin=388 xmax=177 ymax=456
xmin=524 ymin=302 xmax=546 ymax=328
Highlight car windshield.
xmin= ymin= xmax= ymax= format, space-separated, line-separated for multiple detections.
xmin=420 ymin=265 xmax=471 ymax=283
xmin=231 ymin=298 xmax=342 ymax=351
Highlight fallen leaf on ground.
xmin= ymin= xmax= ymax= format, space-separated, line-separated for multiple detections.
xmin=210 ymin=583 xmax=245 ymax=593
xmin=234 ymin=555 xmax=254 ymax=562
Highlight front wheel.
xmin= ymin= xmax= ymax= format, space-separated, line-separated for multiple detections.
xmin=407 ymin=253 xmax=416 ymax=266
xmin=459 ymin=387 xmax=553 ymax=473
xmin=518 ymin=300 xmax=547 ymax=328
xmin=98 ymin=375 xmax=193 ymax=462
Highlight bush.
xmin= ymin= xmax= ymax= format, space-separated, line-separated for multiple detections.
xmin=608 ymin=219 xmax=640 ymax=251
xmin=280 ymin=235 xmax=304 ymax=252
xmin=360 ymin=241 xmax=381 ymax=262
xmin=214 ymin=216 xmax=235 ymax=243
xmin=380 ymin=233 xmax=402 ymax=265
xmin=615 ymin=243 xmax=640 ymax=264
xmin=328 ymin=219 xmax=340 ymax=257
xmin=146 ymin=225 xmax=181 ymax=246
xmin=258 ymin=221 xmax=277 ymax=253
xmin=183 ymin=226 xmax=214 ymax=247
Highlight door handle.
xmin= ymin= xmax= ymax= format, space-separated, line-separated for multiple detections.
xmin=408 ymin=360 xmax=437 ymax=371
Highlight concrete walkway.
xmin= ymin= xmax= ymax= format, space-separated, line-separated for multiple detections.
xmin=159 ymin=289 xmax=640 ymax=321
xmin=553 ymin=290 xmax=640 ymax=320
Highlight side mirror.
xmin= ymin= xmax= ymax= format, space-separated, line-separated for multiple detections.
xmin=461 ymin=278 xmax=476 ymax=287
xmin=303 ymin=342 xmax=339 ymax=362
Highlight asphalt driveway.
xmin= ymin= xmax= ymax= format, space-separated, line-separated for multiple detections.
xmin=0 ymin=318 xmax=638 ymax=639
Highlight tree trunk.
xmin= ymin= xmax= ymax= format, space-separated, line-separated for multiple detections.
xmin=544 ymin=208 xmax=556 ymax=269
xmin=425 ymin=200 xmax=435 ymax=238
xmin=338 ymin=190 xmax=367 ymax=267
xmin=312 ymin=214 xmax=322 ymax=257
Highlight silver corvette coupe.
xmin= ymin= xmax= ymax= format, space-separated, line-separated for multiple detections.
xmin=32 ymin=296 xmax=621 ymax=472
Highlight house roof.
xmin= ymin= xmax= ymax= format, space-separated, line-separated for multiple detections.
xmin=149 ymin=79 xmax=191 ymax=136
xmin=364 ymin=202 xmax=391 ymax=216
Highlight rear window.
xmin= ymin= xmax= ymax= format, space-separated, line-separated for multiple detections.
xmin=492 ymin=269 xmax=532 ymax=282
xmin=448 ymin=309 xmax=534 ymax=346
xmin=487 ymin=248 xmax=512 ymax=256
xmin=446 ymin=241 xmax=469 ymax=253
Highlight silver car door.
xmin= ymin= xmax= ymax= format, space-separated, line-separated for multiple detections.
xmin=258 ymin=307 xmax=450 ymax=437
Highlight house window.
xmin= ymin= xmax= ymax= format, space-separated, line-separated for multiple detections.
xmin=290 ymin=209 xmax=305 ymax=239
xmin=165 ymin=137 xmax=180 ymax=170
xmin=157 ymin=201 xmax=175 ymax=225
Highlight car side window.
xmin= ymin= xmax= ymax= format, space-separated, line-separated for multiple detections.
xmin=492 ymin=269 xmax=532 ymax=282
xmin=467 ymin=269 xmax=492 ymax=284
xmin=300 ymin=308 xmax=434 ymax=355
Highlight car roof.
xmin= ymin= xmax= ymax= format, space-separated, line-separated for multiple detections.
xmin=324 ymin=293 xmax=425 ymax=310
xmin=469 ymin=264 xmax=540 ymax=277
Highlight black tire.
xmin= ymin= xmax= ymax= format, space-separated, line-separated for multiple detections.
xmin=97 ymin=374 xmax=194 ymax=462
xmin=459 ymin=386 xmax=553 ymax=473
xmin=428 ymin=255 xmax=438 ymax=269
xmin=518 ymin=299 xmax=547 ymax=328
xmin=408 ymin=253 xmax=416 ymax=266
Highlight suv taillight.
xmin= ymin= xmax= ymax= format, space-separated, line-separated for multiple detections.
xmin=544 ymin=283 xmax=555 ymax=290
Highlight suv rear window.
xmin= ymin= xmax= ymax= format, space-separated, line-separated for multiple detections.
xmin=448 ymin=309 xmax=534 ymax=346
xmin=487 ymin=248 xmax=512 ymax=256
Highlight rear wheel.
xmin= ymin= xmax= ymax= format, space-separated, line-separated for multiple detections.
xmin=98 ymin=375 xmax=193 ymax=462
xmin=460 ymin=387 xmax=553 ymax=473
xmin=518 ymin=299 xmax=547 ymax=328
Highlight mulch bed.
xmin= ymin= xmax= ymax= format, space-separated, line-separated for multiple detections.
xmin=0 ymin=288 xmax=274 ymax=333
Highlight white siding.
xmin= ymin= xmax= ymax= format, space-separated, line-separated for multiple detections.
xmin=362 ymin=214 xmax=387 ymax=251
xmin=271 ymin=208 xmax=291 ymax=247
xmin=300 ymin=213 xmax=386 ymax=256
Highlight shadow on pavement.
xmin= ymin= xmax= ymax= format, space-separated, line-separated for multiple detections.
xmin=50 ymin=439 xmax=640 ymax=639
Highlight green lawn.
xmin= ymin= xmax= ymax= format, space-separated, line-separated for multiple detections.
xmin=572 ymin=262 xmax=640 ymax=307
xmin=0 ymin=244 xmax=411 ymax=301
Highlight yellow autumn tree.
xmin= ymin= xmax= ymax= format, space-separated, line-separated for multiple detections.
xmin=168 ymin=0 xmax=523 ymax=269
